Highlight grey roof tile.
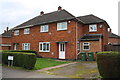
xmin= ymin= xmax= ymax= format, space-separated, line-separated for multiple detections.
xmin=0 ymin=30 xmax=12 ymax=37
xmin=13 ymin=9 xmax=75 ymax=29
xmin=109 ymin=33 xmax=120 ymax=38
xmin=77 ymin=14 xmax=105 ymax=24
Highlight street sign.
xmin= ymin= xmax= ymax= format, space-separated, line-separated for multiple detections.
xmin=8 ymin=56 xmax=14 ymax=60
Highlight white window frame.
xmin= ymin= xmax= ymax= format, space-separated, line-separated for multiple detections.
xmin=22 ymin=43 xmax=30 ymax=50
xmin=39 ymin=42 xmax=50 ymax=52
xmin=89 ymin=24 xmax=97 ymax=32
xmin=83 ymin=42 xmax=90 ymax=50
xmin=57 ymin=22 xmax=67 ymax=31
xmin=40 ymin=25 xmax=49 ymax=32
xmin=24 ymin=28 xmax=30 ymax=34
xmin=14 ymin=30 xmax=19 ymax=35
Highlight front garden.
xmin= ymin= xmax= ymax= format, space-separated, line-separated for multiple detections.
xmin=1 ymin=50 xmax=70 ymax=70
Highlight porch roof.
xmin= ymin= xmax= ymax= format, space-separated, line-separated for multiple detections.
xmin=80 ymin=34 xmax=102 ymax=41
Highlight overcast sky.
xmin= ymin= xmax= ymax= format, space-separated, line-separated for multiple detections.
xmin=0 ymin=0 xmax=119 ymax=35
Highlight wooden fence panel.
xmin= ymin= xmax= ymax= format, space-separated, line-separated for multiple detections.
xmin=104 ymin=44 xmax=120 ymax=52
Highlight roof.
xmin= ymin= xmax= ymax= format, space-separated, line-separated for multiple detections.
xmin=80 ymin=34 xmax=103 ymax=41
xmin=0 ymin=30 xmax=12 ymax=37
xmin=13 ymin=9 xmax=76 ymax=30
xmin=77 ymin=14 xmax=106 ymax=24
xmin=109 ymin=33 xmax=120 ymax=38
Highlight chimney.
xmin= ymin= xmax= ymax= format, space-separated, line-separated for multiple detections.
xmin=110 ymin=28 xmax=112 ymax=33
xmin=58 ymin=6 xmax=62 ymax=11
xmin=6 ymin=27 xmax=9 ymax=32
xmin=40 ymin=11 xmax=44 ymax=16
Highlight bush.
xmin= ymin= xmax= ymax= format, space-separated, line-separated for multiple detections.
xmin=2 ymin=51 xmax=37 ymax=69
xmin=97 ymin=51 xmax=120 ymax=78
xmin=3 ymin=50 xmax=37 ymax=55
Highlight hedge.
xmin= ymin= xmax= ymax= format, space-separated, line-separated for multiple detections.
xmin=97 ymin=51 xmax=120 ymax=78
xmin=3 ymin=50 xmax=37 ymax=55
xmin=2 ymin=51 xmax=37 ymax=69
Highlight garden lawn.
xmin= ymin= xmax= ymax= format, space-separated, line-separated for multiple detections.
xmin=34 ymin=58 xmax=70 ymax=70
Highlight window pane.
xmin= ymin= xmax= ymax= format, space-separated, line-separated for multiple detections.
xmin=63 ymin=43 xmax=64 ymax=51
xmin=40 ymin=44 xmax=42 ymax=50
xmin=43 ymin=43 xmax=46 ymax=51
xmin=60 ymin=43 xmax=62 ymax=51
xmin=84 ymin=46 xmax=89 ymax=49
xmin=46 ymin=43 xmax=49 ymax=51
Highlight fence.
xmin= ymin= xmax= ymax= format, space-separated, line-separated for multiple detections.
xmin=104 ymin=44 xmax=120 ymax=52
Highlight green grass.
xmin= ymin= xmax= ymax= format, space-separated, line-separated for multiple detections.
xmin=34 ymin=58 xmax=70 ymax=70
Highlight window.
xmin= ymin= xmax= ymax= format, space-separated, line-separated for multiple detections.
xmin=22 ymin=43 xmax=30 ymax=50
xmin=89 ymin=24 xmax=97 ymax=32
xmin=14 ymin=30 xmax=19 ymax=35
xmin=24 ymin=28 xmax=30 ymax=34
xmin=39 ymin=42 xmax=50 ymax=52
xmin=57 ymin=22 xmax=67 ymax=31
xmin=40 ymin=25 xmax=49 ymax=32
xmin=83 ymin=42 xmax=90 ymax=50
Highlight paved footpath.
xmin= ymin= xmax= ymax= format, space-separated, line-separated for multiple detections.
xmin=37 ymin=62 xmax=77 ymax=72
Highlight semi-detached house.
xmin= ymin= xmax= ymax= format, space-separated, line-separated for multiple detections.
xmin=1 ymin=6 xmax=120 ymax=60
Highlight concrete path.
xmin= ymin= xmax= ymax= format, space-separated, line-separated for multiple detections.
xmin=2 ymin=66 xmax=66 ymax=78
xmin=37 ymin=62 xmax=77 ymax=72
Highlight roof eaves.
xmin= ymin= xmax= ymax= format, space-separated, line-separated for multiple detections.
xmin=13 ymin=17 xmax=75 ymax=30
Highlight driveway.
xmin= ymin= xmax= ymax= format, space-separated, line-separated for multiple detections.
xmin=45 ymin=61 xmax=100 ymax=78
xmin=2 ymin=61 xmax=99 ymax=78
xmin=2 ymin=66 xmax=66 ymax=78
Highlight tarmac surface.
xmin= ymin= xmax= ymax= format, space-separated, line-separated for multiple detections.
xmin=2 ymin=66 xmax=66 ymax=78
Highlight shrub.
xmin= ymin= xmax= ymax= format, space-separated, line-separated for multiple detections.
xmin=2 ymin=51 xmax=37 ymax=69
xmin=97 ymin=51 xmax=120 ymax=78
xmin=3 ymin=50 xmax=37 ymax=55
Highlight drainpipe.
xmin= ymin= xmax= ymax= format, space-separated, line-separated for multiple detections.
xmin=76 ymin=22 xmax=78 ymax=60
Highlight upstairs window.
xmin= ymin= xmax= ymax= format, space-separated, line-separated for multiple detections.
xmin=14 ymin=30 xmax=19 ymax=35
xmin=89 ymin=24 xmax=97 ymax=32
xmin=40 ymin=25 xmax=49 ymax=32
xmin=57 ymin=22 xmax=67 ymax=31
xmin=24 ymin=28 xmax=30 ymax=34
xmin=39 ymin=42 xmax=50 ymax=52
xmin=83 ymin=42 xmax=90 ymax=50
xmin=22 ymin=43 xmax=30 ymax=50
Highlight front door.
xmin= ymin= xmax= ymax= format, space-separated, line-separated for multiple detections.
xmin=14 ymin=43 xmax=18 ymax=50
xmin=59 ymin=43 xmax=65 ymax=59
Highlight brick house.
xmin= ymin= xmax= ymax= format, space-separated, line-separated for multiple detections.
xmin=1 ymin=7 xmax=120 ymax=59
xmin=0 ymin=27 xmax=12 ymax=50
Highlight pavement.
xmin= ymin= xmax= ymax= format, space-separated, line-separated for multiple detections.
xmin=37 ymin=62 xmax=77 ymax=72
xmin=2 ymin=66 xmax=66 ymax=78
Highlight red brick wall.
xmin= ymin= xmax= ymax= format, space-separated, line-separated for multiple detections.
xmin=80 ymin=40 xmax=102 ymax=60
xmin=80 ymin=40 xmax=102 ymax=53
xmin=12 ymin=20 xmax=78 ymax=59
xmin=0 ymin=37 xmax=12 ymax=50
xmin=2 ymin=37 xmax=12 ymax=44
xmin=108 ymin=37 xmax=120 ymax=44
xmin=83 ymin=23 xmax=109 ymax=51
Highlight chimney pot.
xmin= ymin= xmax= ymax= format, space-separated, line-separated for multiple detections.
xmin=40 ymin=11 xmax=44 ymax=15
xmin=110 ymin=28 xmax=112 ymax=33
xmin=58 ymin=6 xmax=62 ymax=11
xmin=6 ymin=27 xmax=9 ymax=32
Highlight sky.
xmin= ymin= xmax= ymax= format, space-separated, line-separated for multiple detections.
xmin=0 ymin=0 xmax=119 ymax=35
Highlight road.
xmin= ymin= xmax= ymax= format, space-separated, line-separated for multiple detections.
xmin=2 ymin=66 xmax=66 ymax=78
